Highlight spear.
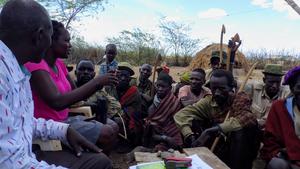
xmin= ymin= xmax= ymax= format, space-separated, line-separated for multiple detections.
xmin=220 ymin=25 xmax=226 ymax=63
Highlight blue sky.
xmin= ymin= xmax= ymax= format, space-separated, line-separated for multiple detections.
xmin=76 ymin=0 xmax=300 ymax=54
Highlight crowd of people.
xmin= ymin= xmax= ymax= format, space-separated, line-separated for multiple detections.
xmin=1 ymin=0 xmax=300 ymax=169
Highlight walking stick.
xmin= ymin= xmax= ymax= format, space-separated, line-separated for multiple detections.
xmin=220 ymin=25 xmax=226 ymax=62
xmin=151 ymin=54 xmax=162 ymax=98
xmin=210 ymin=62 xmax=258 ymax=152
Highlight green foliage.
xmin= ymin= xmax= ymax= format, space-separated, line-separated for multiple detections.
xmin=159 ymin=17 xmax=202 ymax=66
xmin=67 ymin=35 xmax=104 ymax=64
xmin=107 ymin=28 xmax=163 ymax=65
xmin=38 ymin=0 xmax=108 ymax=29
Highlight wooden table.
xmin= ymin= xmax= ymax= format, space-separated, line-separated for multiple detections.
xmin=183 ymin=147 xmax=229 ymax=169
xmin=134 ymin=147 xmax=229 ymax=169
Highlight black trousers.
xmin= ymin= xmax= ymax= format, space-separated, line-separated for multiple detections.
xmin=191 ymin=120 xmax=259 ymax=169
xmin=214 ymin=124 xmax=260 ymax=169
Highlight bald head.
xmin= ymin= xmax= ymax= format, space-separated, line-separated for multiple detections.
xmin=0 ymin=0 xmax=53 ymax=64
xmin=140 ymin=63 xmax=152 ymax=81
xmin=0 ymin=0 xmax=50 ymax=34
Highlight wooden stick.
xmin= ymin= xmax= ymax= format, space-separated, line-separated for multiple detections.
xmin=220 ymin=25 xmax=226 ymax=62
xmin=226 ymin=47 xmax=231 ymax=71
xmin=151 ymin=54 xmax=162 ymax=97
xmin=210 ymin=62 xmax=258 ymax=152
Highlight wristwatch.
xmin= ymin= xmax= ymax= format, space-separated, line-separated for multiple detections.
xmin=161 ymin=135 xmax=167 ymax=141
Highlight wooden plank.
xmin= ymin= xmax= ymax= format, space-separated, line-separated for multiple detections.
xmin=183 ymin=147 xmax=230 ymax=169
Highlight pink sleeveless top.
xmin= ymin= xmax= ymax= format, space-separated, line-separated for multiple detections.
xmin=25 ymin=59 xmax=71 ymax=122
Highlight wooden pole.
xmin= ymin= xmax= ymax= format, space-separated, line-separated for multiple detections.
xmin=220 ymin=25 xmax=226 ymax=63
xmin=210 ymin=62 xmax=258 ymax=152
xmin=151 ymin=54 xmax=162 ymax=97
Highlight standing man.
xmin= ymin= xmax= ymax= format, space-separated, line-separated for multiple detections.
xmin=205 ymin=51 xmax=223 ymax=81
xmin=0 ymin=0 xmax=111 ymax=169
xmin=99 ymin=44 xmax=118 ymax=75
xmin=178 ymin=68 xmax=211 ymax=106
xmin=249 ymin=64 xmax=290 ymax=128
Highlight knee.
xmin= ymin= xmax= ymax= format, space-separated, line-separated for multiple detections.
xmin=91 ymin=153 xmax=112 ymax=169
xmin=107 ymin=119 xmax=119 ymax=133
xmin=100 ymin=125 xmax=115 ymax=141
xmin=267 ymin=157 xmax=290 ymax=169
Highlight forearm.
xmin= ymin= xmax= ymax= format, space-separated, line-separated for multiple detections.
xmin=49 ymin=78 xmax=102 ymax=110
xmin=152 ymin=134 xmax=168 ymax=142
xmin=33 ymin=117 xmax=69 ymax=141
xmin=219 ymin=117 xmax=242 ymax=133
xmin=181 ymin=99 xmax=196 ymax=107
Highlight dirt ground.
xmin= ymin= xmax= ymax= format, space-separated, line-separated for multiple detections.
xmin=110 ymin=151 xmax=132 ymax=169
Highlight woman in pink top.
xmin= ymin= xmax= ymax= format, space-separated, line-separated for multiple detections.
xmin=25 ymin=20 xmax=119 ymax=153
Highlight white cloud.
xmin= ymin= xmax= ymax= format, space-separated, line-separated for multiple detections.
xmin=251 ymin=0 xmax=300 ymax=20
xmin=251 ymin=0 xmax=272 ymax=8
xmin=198 ymin=8 xmax=228 ymax=19
xmin=272 ymin=0 xmax=300 ymax=19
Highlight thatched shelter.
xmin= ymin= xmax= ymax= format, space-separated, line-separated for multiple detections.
xmin=189 ymin=43 xmax=249 ymax=71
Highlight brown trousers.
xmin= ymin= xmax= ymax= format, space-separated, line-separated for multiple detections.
xmin=35 ymin=149 xmax=112 ymax=169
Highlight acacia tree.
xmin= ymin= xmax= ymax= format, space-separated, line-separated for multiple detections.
xmin=159 ymin=18 xmax=202 ymax=65
xmin=0 ymin=0 xmax=108 ymax=29
xmin=40 ymin=0 xmax=108 ymax=29
xmin=107 ymin=28 xmax=163 ymax=65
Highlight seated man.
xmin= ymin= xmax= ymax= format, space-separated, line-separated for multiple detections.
xmin=0 ymin=0 xmax=111 ymax=168
xmin=174 ymin=69 xmax=258 ymax=169
xmin=261 ymin=66 xmax=300 ymax=169
xmin=172 ymin=71 xmax=191 ymax=97
xmin=116 ymin=62 xmax=143 ymax=146
xmin=178 ymin=68 xmax=211 ymax=106
xmin=75 ymin=59 xmax=123 ymax=119
xmin=143 ymin=73 xmax=183 ymax=151
xmin=74 ymin=59 xmax=121 ymax=151
xmin=130 ymin=64 xmax=154 ymax=117
xmin=247 ymin=64 xmax=290 ymax=128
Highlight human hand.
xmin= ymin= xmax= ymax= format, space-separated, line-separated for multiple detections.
xmin=66 ymin=127 xmax=102 ymax=157
xmin=185 ymin=134 xmax=197 ymax=147
xmin=228 ymin=38 xmax=242 ymax=53
xmin=191 ymin=126 xmax=219 ymax=147
xmin=258 ymin=119 xmax=266 ymax=129
xmin=164 ymin=136 xmax=178 ymax=149
xmin=95 ymin=72 xmax=118 ymax=87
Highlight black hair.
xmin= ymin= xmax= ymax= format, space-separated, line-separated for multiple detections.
xmin=211 ymin=69 xmax=235 ymax=88
xmin=106 ymin=43 xmax=117 ymax=50
xmin=157 ymin=72 xmax=173 ymax=86
xmin=192 ymin=68 xmax=206 ymax=77
xmin=289 ymin=72 xmax=300 ymax=89
xmin=75 ymin=59 xmax=95 ymax=70
xmin=51 ymin=20 xmax=65 ymax=41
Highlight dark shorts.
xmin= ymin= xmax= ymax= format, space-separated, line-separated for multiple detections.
xmin=66 ymin=116 xmax=102 ymax=144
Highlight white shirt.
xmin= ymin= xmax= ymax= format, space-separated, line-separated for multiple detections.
xmin=0 ymin=40 xmax=69 ymax=169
